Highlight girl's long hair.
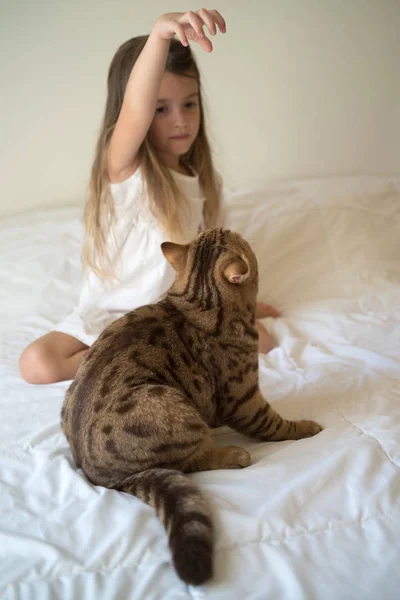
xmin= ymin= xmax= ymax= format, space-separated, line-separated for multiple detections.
xmin=82 ymin=36 xmax=221 ymax=280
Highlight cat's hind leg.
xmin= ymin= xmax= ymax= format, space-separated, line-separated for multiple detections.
xmin=132 ymin=386 xmax=252 ymax=472
xmin=90 ymin=385 xmax=251 ymax=481
xmin=182 ymin=439 xmax=251 ymax=472
xmin=145 ymin=392 xmax=251 ymax=472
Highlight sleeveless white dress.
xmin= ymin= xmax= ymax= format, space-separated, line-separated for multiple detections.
xmin=55 ymin=167 xmax=209 ymax=346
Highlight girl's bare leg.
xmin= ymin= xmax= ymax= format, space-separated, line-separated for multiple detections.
xmin=19 ymin=332 xmax=89 ymax=385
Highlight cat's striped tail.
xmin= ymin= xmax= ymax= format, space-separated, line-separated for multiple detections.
xmin=111 ymin=468 xmax=213 ymax=586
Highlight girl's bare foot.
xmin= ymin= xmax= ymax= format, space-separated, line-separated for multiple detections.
xmin=256 ymin=302 xmax=281 ymax=319
xmin=256 ymin=320 xmax=276 ymax=354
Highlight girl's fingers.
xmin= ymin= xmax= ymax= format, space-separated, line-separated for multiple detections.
xmin=172 ymin=22 xmax=189 ymax=46
xmin=172 ymin=9 xmax=225 ymax=51
xmin=185 ymin=10 xmax=208 ymax=40
xmin=179 ymin=11 xmax=214 ymax=52
xmin=208 ymin=9 xmax=226 ymax=33
xmin=196 ymin=8 xmax=217 ymax=36
xmin=198 ymin=37 xmax=213 ymax=53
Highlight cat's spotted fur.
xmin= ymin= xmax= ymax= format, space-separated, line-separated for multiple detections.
xmin=61 ymin=228 xmax=321 ymax=586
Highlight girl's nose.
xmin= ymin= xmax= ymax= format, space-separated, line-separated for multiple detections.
xmin=172 ymin=106 xmax=186 ymax=126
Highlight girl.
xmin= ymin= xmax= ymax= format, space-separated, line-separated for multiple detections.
xmin=19 ymin=9 xmax=278 ymax=385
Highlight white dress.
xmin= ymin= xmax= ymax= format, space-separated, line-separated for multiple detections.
xmin=55 ymin=167 xmax=207 ymax=346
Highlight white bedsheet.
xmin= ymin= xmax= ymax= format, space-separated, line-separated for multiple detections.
xmin=1 ymin=175 xmax=400 ymax=599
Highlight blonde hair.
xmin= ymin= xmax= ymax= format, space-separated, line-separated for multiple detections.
xmin=82 ymin=36 xmax=222 ymax=280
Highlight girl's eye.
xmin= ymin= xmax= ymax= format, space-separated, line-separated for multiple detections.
xmin=156 ymin=106 xmax=167 ymax=114
xmin=185 ymin=102 xmax=197 ymax=109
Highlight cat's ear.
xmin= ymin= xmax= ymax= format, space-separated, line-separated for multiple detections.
xmin=161 ymin=242 xmax=189 ymax=271
xmin=223 ymin=257 xmax=249 ymax=284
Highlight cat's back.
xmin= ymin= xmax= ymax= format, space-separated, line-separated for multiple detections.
xmin=76 ymin=300 xmax=186 ymax=387
xmin=60 ymin=298 xmax=218 ymax=464
xmin=61 ymin=303 xmax=176 ymax=448
xmin=63 ymin=300 xmax=202 ymax=411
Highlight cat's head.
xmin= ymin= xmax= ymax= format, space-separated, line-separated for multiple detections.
xmin=161 ymin=228 xmax=258 ymax=304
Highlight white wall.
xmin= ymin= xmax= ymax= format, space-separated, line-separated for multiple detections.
xmin=1 ymin=0 xmax=399 ymax=217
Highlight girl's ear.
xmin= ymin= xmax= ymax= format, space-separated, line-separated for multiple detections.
xmin=161 ymin=242 xmax=189 ymax=271
xmin=223 ymin=257 xmax=249 ymax=284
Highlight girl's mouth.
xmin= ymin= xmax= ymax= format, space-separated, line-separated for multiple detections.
xmin=170 ymin=134 xmax=190 ymax=140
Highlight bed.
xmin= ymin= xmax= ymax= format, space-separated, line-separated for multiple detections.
xmin=1 ymin=175 xmax=400 ymax=599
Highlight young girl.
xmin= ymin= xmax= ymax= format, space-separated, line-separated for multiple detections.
xmin=19 ymin=9 xmax=278 ymax=385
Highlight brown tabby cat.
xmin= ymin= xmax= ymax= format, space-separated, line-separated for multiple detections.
xmin=61 ymin=228 xmax=321 ymax=586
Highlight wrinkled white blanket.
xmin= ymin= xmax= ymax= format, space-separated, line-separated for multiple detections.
xmin=1 ymin=175 xmax=400 ymax=599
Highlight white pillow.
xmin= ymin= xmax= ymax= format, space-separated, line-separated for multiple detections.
xmin=226 ymin=176 xmax=400 ymax=312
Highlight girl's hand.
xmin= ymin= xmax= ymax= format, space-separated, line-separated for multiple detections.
xmin=153 ymin=9 xmax=226 ymax=53
xmin=256 ymin=302 xmax=281 ymax=319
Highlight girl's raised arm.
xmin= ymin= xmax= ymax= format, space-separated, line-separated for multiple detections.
xmin=107 ymin=9 xmax=226 ymax=182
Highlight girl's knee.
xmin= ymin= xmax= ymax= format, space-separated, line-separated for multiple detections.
xmin=19 ymin=342 xmax=58 ymax=384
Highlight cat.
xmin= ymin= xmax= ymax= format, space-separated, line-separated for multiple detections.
xmin=61 ymin=227 xmax=322 ymax=586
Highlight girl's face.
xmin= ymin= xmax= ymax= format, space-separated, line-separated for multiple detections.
xmin=149 ymin=71 xmax=201 ymax=169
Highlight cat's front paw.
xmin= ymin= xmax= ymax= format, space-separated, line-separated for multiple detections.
xmin=295 ymin=420 xmax=322 ymax=439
